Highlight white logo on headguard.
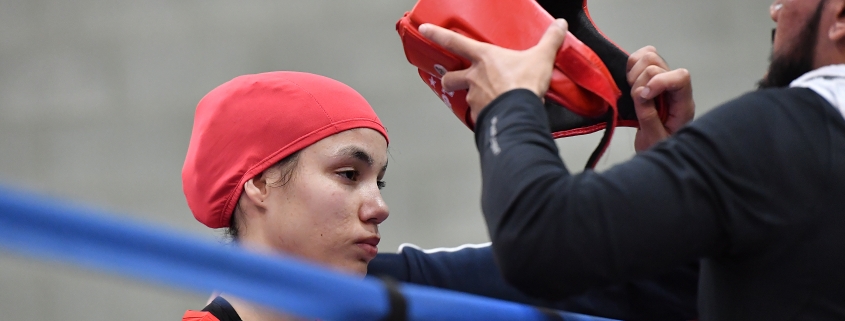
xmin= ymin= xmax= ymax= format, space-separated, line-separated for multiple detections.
xmin=441 ymin=93 xmax=452 ymax=109
xmin=433 ymin=64 xmax=447 ymax=76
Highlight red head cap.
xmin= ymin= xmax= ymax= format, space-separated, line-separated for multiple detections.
xmin=182 ymin=71 xmax=388 ymax=228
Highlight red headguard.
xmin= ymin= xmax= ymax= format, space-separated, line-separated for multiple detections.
xmin=396 ymin=0 xmax=668 ymax=167
xmin=182 ymin=71 xmax=388 ymax=228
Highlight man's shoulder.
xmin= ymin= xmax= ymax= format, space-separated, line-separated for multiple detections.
xmin=693 ymin=87 xmax=835 ymax=132
xmin=671 ymin=87 xmax=841 ymax=168
xmin=732 ymin=87 xmax=833 ymax=113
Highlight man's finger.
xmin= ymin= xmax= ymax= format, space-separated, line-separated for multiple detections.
xmin=419 ymin=23 xmax=485 ymax=61
xmin=532 ymin=19 xmax=569 ymax=59
xmin=632 ymin=86 xmax=666 ymax=137
xmin=627 ymin=51 xmax=669 ymax=86
xmin=442 ymin=69 xmax=471 ymax=92
xmin=647 ymin=68 xmax=694 ymax=132
xmin=627 ymin=46 xmax=658 ymax=73
xmin=642 ymin=68 xmax=692 ymax=100
xmin=632 ymin=65 xmax=667 ymax=98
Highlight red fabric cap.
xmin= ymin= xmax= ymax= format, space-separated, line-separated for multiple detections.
xmin=182 ymin=71 xmax=389 ymax=228
xmin=182 ymin=310 xmax=220 ymax=321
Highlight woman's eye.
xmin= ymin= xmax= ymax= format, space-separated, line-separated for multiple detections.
xmin=339 ymin=170 xmax=358 ymax=181
xmin=377 ymin=180 xmax=386 ymax=190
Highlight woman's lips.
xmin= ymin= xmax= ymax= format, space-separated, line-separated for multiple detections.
xmin=356 ymin=236 xmax=380 ymax=260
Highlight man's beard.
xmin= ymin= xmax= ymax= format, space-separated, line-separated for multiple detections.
xmin=758 ymin=1 xmax=826 ymax=89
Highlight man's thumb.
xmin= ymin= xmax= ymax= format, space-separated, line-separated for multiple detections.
xmin=536 ymin=19 xmax=568 ymax=55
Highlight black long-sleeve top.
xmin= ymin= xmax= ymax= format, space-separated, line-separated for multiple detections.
xmin=369 ymin=244 xmax=698 ymax=320
xmin=475 ymin=87 xmax=845 ymax=320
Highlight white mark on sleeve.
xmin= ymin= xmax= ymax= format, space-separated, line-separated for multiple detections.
xmin=490 ymin=116 xmax=501 ymax=155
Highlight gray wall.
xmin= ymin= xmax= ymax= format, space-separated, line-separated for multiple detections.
xmin=0 ymin=0 xmax=772 ymax=320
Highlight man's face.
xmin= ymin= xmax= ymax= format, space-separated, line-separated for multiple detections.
xmin=758 ymin=0 xmax=826 ymax=88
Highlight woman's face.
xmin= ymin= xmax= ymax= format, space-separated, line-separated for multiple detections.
xmin=254 ymin=128 xmax=389 ymax=275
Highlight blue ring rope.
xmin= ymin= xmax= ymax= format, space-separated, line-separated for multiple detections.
xmin=0 ymin=185 xmax=616 ymax=321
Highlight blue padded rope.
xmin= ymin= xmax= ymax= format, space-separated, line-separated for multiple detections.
xmin=0 ymin=186 xmax=616 ymax=321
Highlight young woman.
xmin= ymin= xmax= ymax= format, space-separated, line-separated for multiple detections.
xmin=181 ymin=71 xmax=390 ymax=321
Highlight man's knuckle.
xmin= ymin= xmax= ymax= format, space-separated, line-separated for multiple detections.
xmin=640 ymin=109 xmax=659 ymax=122
xmin=645 ymin=52 xmax=663 ymax=64
xmin=627 ymin=56 xmax=639 ymax=70
xmin=442 ymin=37 xmax=454 ymax=49
xmin=645 ymin=65 xmax=664 ymax=77
xmin=676 ymin=68 xmax=691 ymax=79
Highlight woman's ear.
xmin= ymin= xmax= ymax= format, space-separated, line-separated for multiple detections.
xmin=829 ymin=0 xmax=845 ymax=43
xmin=243 ymin=173 xmax=270 ymax=210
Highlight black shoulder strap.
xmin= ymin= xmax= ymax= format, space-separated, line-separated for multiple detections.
xmin=202 ymin=296 xmax=244 ymax=321
xmin=537 ymin=307 xmax=566 ymax=321
xmin=379 ymin=277 xmax=408 ymax=321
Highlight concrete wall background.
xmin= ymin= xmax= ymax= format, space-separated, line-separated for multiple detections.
xmin=0 ymin=0 xmax=772 ymax=319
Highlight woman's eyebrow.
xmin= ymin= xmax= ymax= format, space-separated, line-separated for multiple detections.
xmin=336 ymin=146 xmax=387 ymax=172
xmin=337 ymin=146 xmax=374 ymax=166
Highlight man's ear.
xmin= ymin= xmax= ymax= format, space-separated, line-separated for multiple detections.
xmin=829 ymin=0 xmax=845 ymax=42
xmin=243 ymin=173 xmax=269 ymax=210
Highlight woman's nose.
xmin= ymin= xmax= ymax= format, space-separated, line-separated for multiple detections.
xmin=770 ymin=2 xmax=783 ymax=22
xmin=360 ymin=190 xmax=389 ymax=225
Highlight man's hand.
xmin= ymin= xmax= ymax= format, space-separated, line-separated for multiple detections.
xmin=627 ymin=46 xmax=695 ymax=152
xmin=418 ymin=19 xmax=569 ymax=122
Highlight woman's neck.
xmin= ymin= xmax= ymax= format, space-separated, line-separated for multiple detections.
xmin=221 ymin=294 xmax=309 ymax=321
